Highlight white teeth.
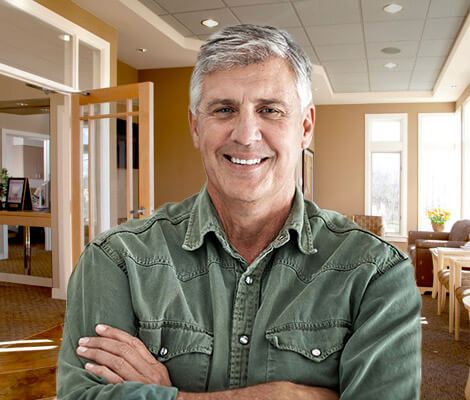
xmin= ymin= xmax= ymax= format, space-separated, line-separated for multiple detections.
xmin=230 ymin=157 xmax=262 ymax=165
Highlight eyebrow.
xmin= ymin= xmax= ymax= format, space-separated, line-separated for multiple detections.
xmin=204 ymin=98 xmax=289 ymax=109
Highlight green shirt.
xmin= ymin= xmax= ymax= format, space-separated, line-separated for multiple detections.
xmin=57 ymin=187 xmax=421 ymax=399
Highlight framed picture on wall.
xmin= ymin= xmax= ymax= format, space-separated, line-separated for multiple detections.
xmin=302 ymin=149 xmax=314 ymax=202
xmin=6 ymin=178 xmax=32 ymax=211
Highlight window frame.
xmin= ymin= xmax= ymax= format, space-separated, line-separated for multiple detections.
xmin=365 ymin=113 xmax=408 ymax=239
xmin=417 ymin=112 xmax=462 ymax=230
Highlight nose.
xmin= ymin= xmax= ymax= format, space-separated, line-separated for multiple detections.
xmin=230 ymin=110 xmax=262 ymax=146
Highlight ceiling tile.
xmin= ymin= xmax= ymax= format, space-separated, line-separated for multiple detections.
xmin=294 ymin=0 xmax=361 ymax=26
xmin=330 ymin=72 xmax=369 ymax=84
xmin=197 ymin=34 xmax=212 ymax=41
xmin=365 ymin=20 xmax=425 ymax=42
xmin=303 ymin=46 xmax=320 ymax=65
xmin=282 ymin=27 xmax=311 ymax=47
xmin=173 ymin=9 xmax=240 ymax=35
xmin=154 ymin=0 xmax=225 ymax=13
xmin=331 ymin=83 xmax=370 ymax=92
xmin=418 ymin=39 xmax=454 ymax=57
xmin=305 ymin=24 xmax=363 ymax=46
xmin=422 ymin=17 xmax=465 ymax=39
xmin=368 ymin=58 xmax=416 ymax=71
xmin=159 ymin=14 xmax=192 ymax=36
xmin=370 ymin=71 xmax=412 ymax=90
xmin=230 ymin=3 xmax=301 ymax=27
xmin=138 ymin=0 xmax=167 ymax=15
xmin=409 ymin=81 xmax=434 ymax=90
xmin=361 ymin=0 xmax=430 ymax=22
xmin=428 ymin=0 xmax=470 ymax=18
xmin=322 ymin=59 xmax=368 ymax=73
xmin=366 ymin=41 xmax=420 ymax=59
xmin=329 ymin=72 xmax=369 ymax=92
xmin=411 ymin=68 xmax=440 ymax=82
xmin=413 ymin=56 xmax=445 ymax=71
xmin=315 ymin=43 xmax=365 ymax=61
xmin=224 ymin=0 xmax=289 ymax=5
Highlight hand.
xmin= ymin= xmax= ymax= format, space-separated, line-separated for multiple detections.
xmin=76 ymin=324 xmax=172 ymax=386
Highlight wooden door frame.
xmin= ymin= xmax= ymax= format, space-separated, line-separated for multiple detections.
xmin=71 ymin=82 xmax=154 ymax=265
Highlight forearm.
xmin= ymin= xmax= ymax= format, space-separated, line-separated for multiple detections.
xmin=177 ymin=381 xmax=338 ymax=400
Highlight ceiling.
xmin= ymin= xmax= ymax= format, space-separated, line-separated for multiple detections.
xmin=72 ymin=0 xmax=470 ymax=104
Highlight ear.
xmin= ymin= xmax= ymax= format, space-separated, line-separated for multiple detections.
xmin=300 ymin=104 xmax=315 ymax=150
xmin=188 ymin=109 xmax=200 ymax=149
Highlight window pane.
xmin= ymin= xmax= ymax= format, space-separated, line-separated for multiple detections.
xmin=463 ymin=103 xmax=470 ymax=219
xmin=0 ymin=0 xmax=73 ymax=86
xmin=79 ymin=41 xmax=101 ymax=90
xmin=418 ymin=114 xmax=460 ymax=230
xmin=371 ymin=152 xmax=401 ymax=234
xmin=371 ymin=120 xmax=401 ymax=142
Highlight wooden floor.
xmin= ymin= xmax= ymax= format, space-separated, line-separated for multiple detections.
xmin=0 ymin=324 xmax=62 ymax=400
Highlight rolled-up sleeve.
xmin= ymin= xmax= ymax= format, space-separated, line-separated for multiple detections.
xmin=57 ymin=243 xmax=179 ymax=400
xmin=339 ymin=259 xmax=422 ymax=400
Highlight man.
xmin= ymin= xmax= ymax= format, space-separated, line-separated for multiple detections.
xmin=58 ymin=25 xmax=421 ymax=399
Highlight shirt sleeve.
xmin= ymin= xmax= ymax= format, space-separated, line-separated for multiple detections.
xmin=339 ymin=258 xmax=422 ymax=400
xmin=56 ymin=242 xmax=179 ymax=400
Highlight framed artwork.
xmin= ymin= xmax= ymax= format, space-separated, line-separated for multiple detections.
xmin=302 ymin=149 xmax=314 ymax=202
xmin=6 ymin=178 xmax=31 ymax=210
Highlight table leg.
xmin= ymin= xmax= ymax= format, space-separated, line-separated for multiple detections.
xmin=24 ymin=226 xmax=31 ymax=275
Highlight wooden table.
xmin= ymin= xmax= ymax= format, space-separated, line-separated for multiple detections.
xmin=0 ymin=210 xmax=51 ymax=275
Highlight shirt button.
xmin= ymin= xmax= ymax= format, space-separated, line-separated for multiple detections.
xmin=159 ymin=346 xmax=169 ymax=357
xmin=245 ymin=276 xmax=253 ymax=285
xmin=311 ymin=348 xmax=321 ymax=357
xmin=239 ymin=335 xmax=250 ymax=345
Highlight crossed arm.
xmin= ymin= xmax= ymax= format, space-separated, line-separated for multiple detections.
xmin=76 ymin=324 xmax=338 ymax=400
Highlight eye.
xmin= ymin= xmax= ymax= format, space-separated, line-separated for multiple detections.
xmin=214 ymin=107 xmax=235 ymax=114
xmin=259 ymin=107 xmax=278 ymax=114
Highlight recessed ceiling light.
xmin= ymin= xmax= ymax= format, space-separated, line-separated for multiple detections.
xmin=136 ymin=48 xmax=148 ymax=53
xmin=384 ymin=62 xmax=398 ymax=69
xmin=383 ymin=3 xmax=403 ymax=14
xmin=59 ymin=34 xmax=71 ymax=42
xmin=201 ymin=19 xmax=219 ymax=28
xmin=16 ymin=102 xmax=28 ymax=106
xmin=381 ymin=47 xmax=401 ymax=54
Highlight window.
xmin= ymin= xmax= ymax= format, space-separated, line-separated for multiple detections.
xmin=463 ymin=101 xmax=470 ymax=219
xmin=365 ymin=114 xmax=407 ymax=237
xmin=418 ymin=113 xmax=461 ymax=230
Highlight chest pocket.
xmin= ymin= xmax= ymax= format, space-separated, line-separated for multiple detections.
xmin=139 ymin=322 xmax=213 ymax=392
xmin=265 ymin=323 xmax=350 ymax=387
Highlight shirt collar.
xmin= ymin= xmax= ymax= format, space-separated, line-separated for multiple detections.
xmin=182 ymin=185 xmax=317 ymax=255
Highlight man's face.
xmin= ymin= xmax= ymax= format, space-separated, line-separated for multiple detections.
xmin=189 ymin=57 xmax=314 ymax=204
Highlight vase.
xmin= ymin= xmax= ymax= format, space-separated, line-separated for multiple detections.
xmin=432 ymin=222 xmax=445 ymax=232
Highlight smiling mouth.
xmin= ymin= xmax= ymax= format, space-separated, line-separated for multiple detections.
xmin=224 ymin=155 xmax=268 ymax=165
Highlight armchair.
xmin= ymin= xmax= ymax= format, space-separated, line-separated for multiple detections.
xmin=408 ymin=219 xmax=470 ymax=289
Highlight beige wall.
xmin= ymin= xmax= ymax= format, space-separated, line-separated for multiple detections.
xmin=314 ymin=102 xmax=455 ymax=232
xmin=117 ymin=60 xmax=139 ymax=86
xmin=23 ymin=145 xmax=44 ymax=179
xmin=138 ymin=67 xmax=206 ymax=208
xmin=35 ymin=0 xmax=118 ymax=85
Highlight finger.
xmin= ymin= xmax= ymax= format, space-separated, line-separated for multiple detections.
xmin=77 ymin=345 xmax=143 ymax=382
xmin=95 ymin=324 xmax=158 ymax=364
xmin=78 ymin=336 xmax=160 ymax=377
xmin=85 ymin=362 xmax=124 ymax=384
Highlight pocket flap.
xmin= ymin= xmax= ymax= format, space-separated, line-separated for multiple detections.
xmin=139 ymin=321 xmax=213 ymax=362
xmin=266 ymin=323 xmax=350 ymax=362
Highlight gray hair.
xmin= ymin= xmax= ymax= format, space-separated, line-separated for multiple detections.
xmin=189 ymin=24 xmax=313 ymax=113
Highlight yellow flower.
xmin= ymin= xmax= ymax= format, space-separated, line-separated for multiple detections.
xmin=426 ymin=207 xmax=451 ymax=224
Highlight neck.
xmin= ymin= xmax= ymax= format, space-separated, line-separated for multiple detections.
xmin=208 ymin=185 xmax=295 ymax=264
